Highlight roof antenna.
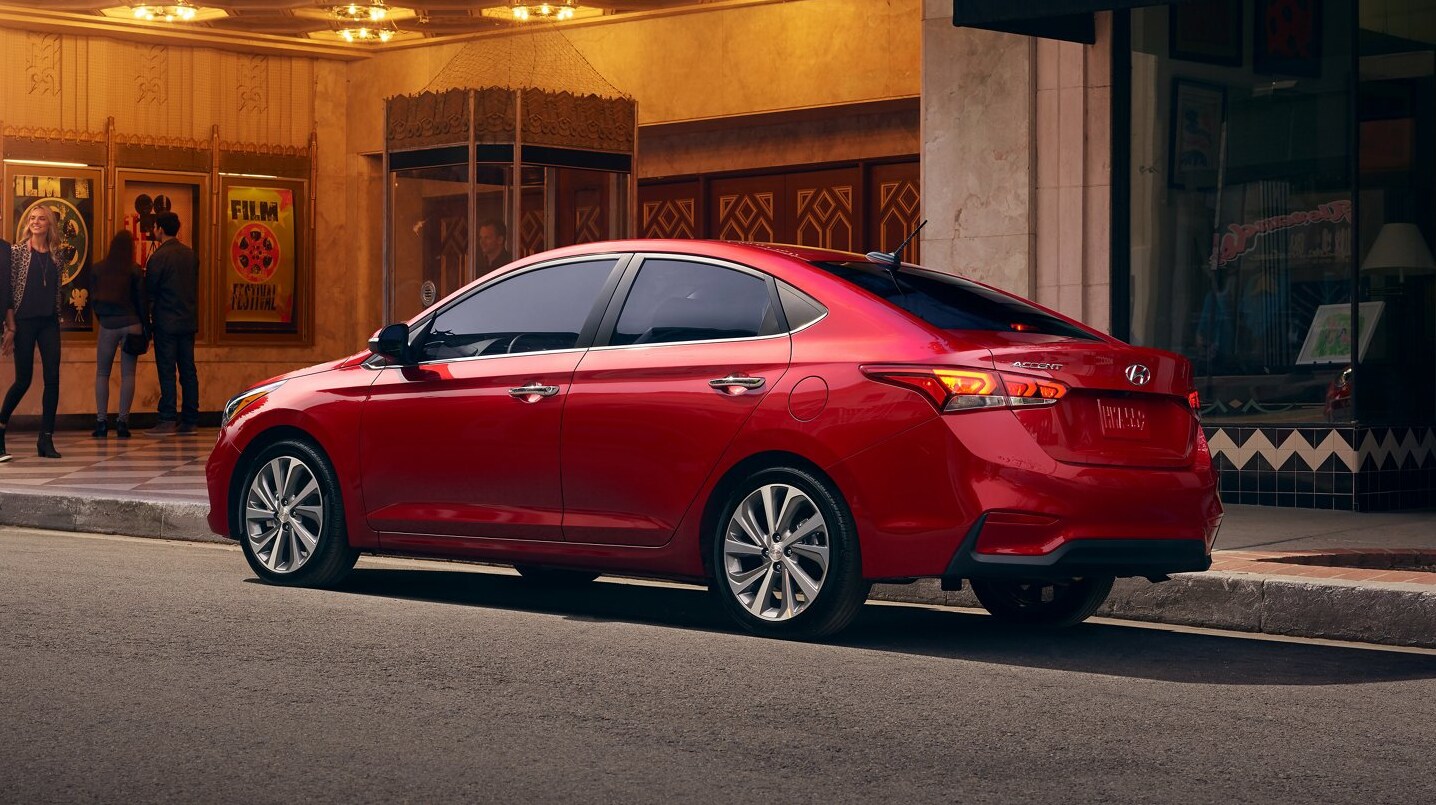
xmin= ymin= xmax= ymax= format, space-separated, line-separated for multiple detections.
xmin=866 ymin=219 xmax=927 ymax=273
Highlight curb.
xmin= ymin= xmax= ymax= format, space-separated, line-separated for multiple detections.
xmin=0 ymin=489 xmax=223 ymax=545
xmin=3 ymin=486 xmax=1432 ymax=649
xmin=871 ymin=574 xmax=1436 ymax=649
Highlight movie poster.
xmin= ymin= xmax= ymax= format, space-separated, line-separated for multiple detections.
xmin=118 ymin=175 xmax=201 ymax=269
xmin=11 ymin=172 xmax=99 ymax=331
xmin=224 ymin=184 xmax=298 ymax=331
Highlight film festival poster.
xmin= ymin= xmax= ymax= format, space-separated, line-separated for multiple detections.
xmin=11 ymin=172 xmax=99 ymax=331
xmin=118 ymin=174 xmax=202 ymax=269
xmin=225 ymin=185 xmax=298 ymax=332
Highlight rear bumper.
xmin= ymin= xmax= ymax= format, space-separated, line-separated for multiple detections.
xmin=944 ymin=514 xmax=1212 ymax=582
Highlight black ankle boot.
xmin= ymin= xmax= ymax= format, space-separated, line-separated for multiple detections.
xmin=37 ymin=433 xmax=61 ymax=459
xmin=116 ymin=420 xmax=131 ymax=439
xmin=0 ymin=425 xmax=9 ymax=462
xmin=92 ymin=419 xmax=108 ymax=438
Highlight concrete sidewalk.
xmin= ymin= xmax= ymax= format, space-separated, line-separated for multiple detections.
xmin=1 ymin=428 xmax=1433 ymax=647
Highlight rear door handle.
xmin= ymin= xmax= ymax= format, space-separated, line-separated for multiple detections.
xmin=509 ymin=384 xmax=560 ymax=402
xmin=709 ymin=375 xmax=766 ymax=395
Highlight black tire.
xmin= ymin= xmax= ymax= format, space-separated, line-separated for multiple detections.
xmin=709 ymin=466 xmax=868 ymax=640
xmin=969 ymin=576 xmax=1115 ymax=627
xmin=235 ymin=438 xmax=358 ymax=588
xmin=514 ymin=565 xmax=601 ymax=586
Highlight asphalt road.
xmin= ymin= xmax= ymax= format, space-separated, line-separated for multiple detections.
xmin=3 ymin=528 xmax=1435 ymax=805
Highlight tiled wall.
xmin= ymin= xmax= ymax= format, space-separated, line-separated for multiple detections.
xmin=1207 ymin=425 xmax=1436 ymax=511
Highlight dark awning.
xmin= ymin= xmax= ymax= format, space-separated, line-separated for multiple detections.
xmin=953 ymin=0 xmax=1178 ymax=44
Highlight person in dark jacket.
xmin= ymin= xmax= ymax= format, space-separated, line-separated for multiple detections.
xmin=0 ymin=205 xmax=67 ymax=460
xmin=92 ymin=231 xmax=148 ymax=438
xmin=144 ymin=212 xmax=199 ymax=436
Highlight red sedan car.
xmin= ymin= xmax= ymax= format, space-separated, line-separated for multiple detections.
xmin=207 ymin=240 xmax=1221 ymax=639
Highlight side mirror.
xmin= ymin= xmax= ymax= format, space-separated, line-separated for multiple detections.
xmin=368 ymin=323 xmax=413 ymax=365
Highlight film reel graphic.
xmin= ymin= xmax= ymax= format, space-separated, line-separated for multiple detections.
xmin=231 ymin=222 xmax=282 ymax=284
xmin=16 ymin=199 xmax=90 ymax=286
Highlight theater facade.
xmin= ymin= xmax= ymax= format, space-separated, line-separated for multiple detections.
xmin=0 ymin=0 xmax=1430 ymax=508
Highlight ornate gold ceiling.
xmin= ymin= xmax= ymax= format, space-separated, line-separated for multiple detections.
xmin=22 ymin=2 xmax=726 ymax=44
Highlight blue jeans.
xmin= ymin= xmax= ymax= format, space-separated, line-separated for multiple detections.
xmin=96 ymin=323 xmax=142 ymax=421
xmin=154 ymin=330 xmax=198 ymax=425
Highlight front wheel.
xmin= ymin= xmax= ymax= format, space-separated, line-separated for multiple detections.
xmin=969 ymin=576 xmax=1114 ymax=627
xmin=710 ymin=466 xmax=867 ymax=640
xmin=236 ymin=439 xmax=357 ymax=588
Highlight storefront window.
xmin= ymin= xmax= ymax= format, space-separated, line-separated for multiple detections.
xmin=1356 ymin=0 xmax=1436 ymax=425
xmin=1130 ymin=0 xmax=1355 ymax=423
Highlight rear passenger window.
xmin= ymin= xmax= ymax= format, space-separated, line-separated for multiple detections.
xmin=611 ymin=259 xmax=778 ymax=346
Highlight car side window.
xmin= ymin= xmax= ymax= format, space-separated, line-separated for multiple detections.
xmin=778 ymin=281 xmax=826 ymax=330
xmin=611 ymin=259 xmax=778 ymax=346
xmin=421 ymin=258 xmax=617 ymax=361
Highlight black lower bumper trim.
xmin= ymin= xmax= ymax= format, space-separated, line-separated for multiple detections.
xmin=943 ymin=516 xmax=1211 ymax=581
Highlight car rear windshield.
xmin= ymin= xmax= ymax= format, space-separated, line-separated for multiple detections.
xmin=811 ymin=261 xmax=1097 ymax=340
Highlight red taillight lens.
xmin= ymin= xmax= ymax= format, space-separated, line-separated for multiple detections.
xmin=863 ymin=366 xmax=1067 ymax=413
xmin=1188 ymin=389 xmax=1201 ymax=419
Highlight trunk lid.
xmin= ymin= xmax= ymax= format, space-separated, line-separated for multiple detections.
xmin=983 ymin=336 xmax=1197 ymax=469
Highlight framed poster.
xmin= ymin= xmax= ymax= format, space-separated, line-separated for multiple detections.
xmin=115 ymin=170 xmax=207 ymax=273
xmin=221 ymin=177 xmax=305 ymax=334
xmin=1254 ymin=0 xmax=1322 ymax=77
xmin=1296 ymin=302 xmax=1383 ymax=365
xmin=1168 ymin=79 xmax=1226 ymax=190
xmin=8 ymin=167 xmax=103 ymax=332
xmin=1170 ymin=0 xmax=1243 ymax=66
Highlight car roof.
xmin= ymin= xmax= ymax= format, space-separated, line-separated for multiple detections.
xmin=504 ymin=239 xmax=869 ymax=268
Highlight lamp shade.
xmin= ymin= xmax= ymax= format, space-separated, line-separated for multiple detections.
xmin=1362 ymin=223 xmax=1436 ymax=279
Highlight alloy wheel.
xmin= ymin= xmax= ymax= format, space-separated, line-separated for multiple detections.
xmin=722 ymin=483 xmax=830 ymax=621
xmin=245 ymin=455 xmax=325 ymax=574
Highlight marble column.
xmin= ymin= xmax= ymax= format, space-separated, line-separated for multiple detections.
xmin=921 ymin=2 xmax=1036 ymax=296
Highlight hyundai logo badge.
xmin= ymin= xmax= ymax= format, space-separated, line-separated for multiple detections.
xmin=1125 ymin=364 xmax=1152 ymax=386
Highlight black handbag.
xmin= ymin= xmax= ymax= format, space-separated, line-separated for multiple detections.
xmin=122 ymin=331 xmax=150 ymax=356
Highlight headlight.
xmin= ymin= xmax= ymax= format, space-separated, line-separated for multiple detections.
xmin=222 ymin=380 xmax=286 ymax=425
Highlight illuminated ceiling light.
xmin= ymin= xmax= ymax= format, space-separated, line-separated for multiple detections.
xmin=333 ymin=2 xmax=397 ymax=44
xmin=510 ymin=1 xmax=579 ymax=22
xmin=130 ymin=1 xmax=200 ymax=23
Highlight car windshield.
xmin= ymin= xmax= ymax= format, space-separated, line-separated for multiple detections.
xmin=811 ymin=261 xmax=1097 ymax=340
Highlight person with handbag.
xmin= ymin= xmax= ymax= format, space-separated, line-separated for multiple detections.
xmin=92 ymin=231 xmax=148 ymax=438
xmin=0 ymin=205 xmax=67 ymax=460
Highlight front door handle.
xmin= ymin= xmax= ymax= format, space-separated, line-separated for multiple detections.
xmin=509 ymin=384 xmax=560 ymax=402
xmin=709 ymin=375 xmax=766 ymax=395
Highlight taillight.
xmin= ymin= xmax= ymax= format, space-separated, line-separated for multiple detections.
xmin=1188 ymin=389 xmax=1201 ymax=420
xmin=862 ymin=366 xmax=1068 ymax=413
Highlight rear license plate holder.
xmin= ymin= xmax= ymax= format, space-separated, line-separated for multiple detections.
xmin=1098 ymin=399 xmax=1149 ymax=441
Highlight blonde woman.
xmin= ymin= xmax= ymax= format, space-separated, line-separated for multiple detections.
xmin=0 ymin=205 xmax=67 ymax=460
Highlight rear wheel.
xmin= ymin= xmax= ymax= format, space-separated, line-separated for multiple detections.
xmin=514 ymin=565 xmax=601 ymax=586
xmin=969 ymin=576 xmax=1114 ymax=626
xmin=237 ymin=439 xmax=357 ymax=588
xmin=710 ymin=466 xmax=867 ymax=640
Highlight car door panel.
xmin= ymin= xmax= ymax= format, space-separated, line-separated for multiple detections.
xmin=362 ymin=354 xmax=581 ymax=540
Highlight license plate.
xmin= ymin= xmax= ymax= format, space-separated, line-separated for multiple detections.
xmin=1098 ymin=399 xmax=1149 ymax=440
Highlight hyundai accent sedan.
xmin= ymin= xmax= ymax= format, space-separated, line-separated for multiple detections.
xmin=207 ymin=239 xmax=1221 ymax=639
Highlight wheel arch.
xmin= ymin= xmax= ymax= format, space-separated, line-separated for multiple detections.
xmin=226 ymin=425 xmax=338 ymax=540
xmin=696 ymin=450 xmax=849 ymax=580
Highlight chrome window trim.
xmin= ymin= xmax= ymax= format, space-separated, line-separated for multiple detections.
xmin=586 ymin=331 xmax=792 ymax=353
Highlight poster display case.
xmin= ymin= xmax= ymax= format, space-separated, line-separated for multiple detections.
xmin=5 ymin=165 xmax=104 ymax=333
